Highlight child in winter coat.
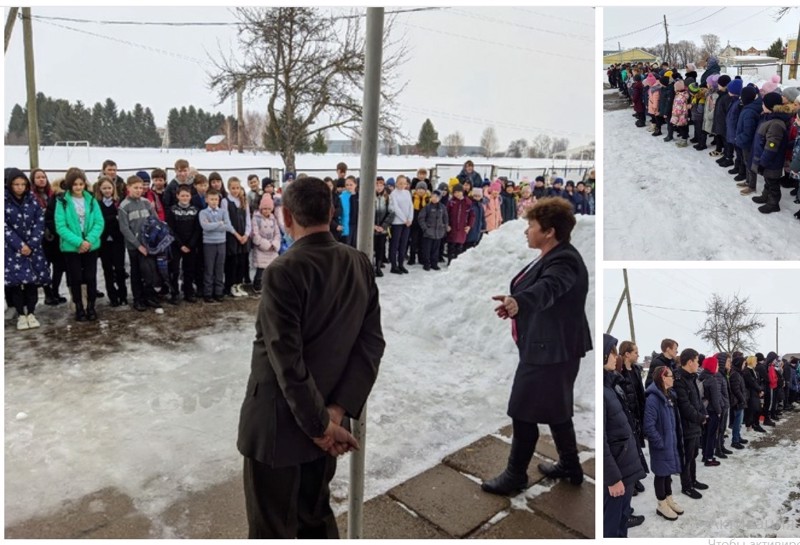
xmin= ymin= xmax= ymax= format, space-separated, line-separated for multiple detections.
xmin=465 ymin=187 xmax=486 ymax=249
xmin=250 ymin=194 xmax=282 ymax=293
xmin=417 ymin=190 xmax=448 ymax=271
xmin=689 ymin=83 xmax=706 ymax=144
xmin=670 ymin=80 xmax=691 ymax=147
xmin=94 ymin=175 xmax=128 ymax=307
xmin=632 ymin=74 xmax=646 ymax=127
xmin=166 ymin=185 xmax=202 ymax=303
xmin=735 ymin=86 xmax=763 ymax=196
xmin=445 ymin=183 xmax=475 ymax=265
xmin=388 ymin=175 xmax=413 ymax=274
xmin=750 ymin=93 xmax=793 ymax=214
xmin=484 ymin=180 xmax=503 ymax=232
xmin=700 ymin=74 xmax=720 ymax=151
xmin=658 ymin=74 xmax=676 ymax=141
xmin=516 ymin=185 xmax=535 ymax=218
xmin=647 ymin=74 xmax=662 ymax=133
xmin=712 ymin=75 xmax=734 ymax=162
xmin=199 ymin=188 xmax=241 ymax=302
xmin=725 ymin=79 xmax=745 ymax=179
xmin=224 ymin=177 xmax=252 ymax=297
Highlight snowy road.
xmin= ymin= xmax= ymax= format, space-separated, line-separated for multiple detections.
xmin=604 ymin=108 xmax=800 ymax=261
xmin=4 ymin=218 xmax=595 ymax=535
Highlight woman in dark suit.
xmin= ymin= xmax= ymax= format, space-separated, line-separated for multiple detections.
xmin=483 ymin=197 xmax=592 ymax=496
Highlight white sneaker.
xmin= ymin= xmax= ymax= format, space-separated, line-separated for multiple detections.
xmin=233 ymin=284 xmax=247 ymax=297
xmin=26 ymin=314 xmax=41 ymax=328
xmin=17 ymin=315 xmax=30 ymax=330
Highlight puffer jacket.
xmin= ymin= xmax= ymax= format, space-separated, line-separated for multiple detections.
xmin=703 ymin=91 xmax=718 ymax=134
xmin=658 ymin=82 xmax=675 ymax=117
xmin=712 ymin=91 xmax=732 ymax=137
xmin=743 ymin=366 xmax=763 ymax=413
xmin=54 ymin=190 xmax=105 ymax=253
xmin=726 ymin=97 xmax=742 ymax=144
xmin=716 ymin=370 xmax=731 ymax=412
xmin=4 ymin=188 xmax=50 ymax=287
xmin=250 ymin=211 xmax=282 ymax=269
xmin=484 ymin=195 xmax=502 ymax=232
xmin=735 ymin=96 xmax=763 ymax=159
xmin=648 ymin=83 xmax=662 ymax=116
xmin=728 ymin=367 xmax=747 ymax=411
xmin=699 ymin=367 xmax=722 ymax=416
xmin=643 ymin=383 xmax=683 ymax=477
xmin=632 ymin=80 xmax=645 ymax=114
xmin=673 ymin=366 xmax=706 ymax=440
xmin=417 ymin=202 xmax=449 ymax=240
xmin=690 ymin=88 xmax=707 ymax=124
xmin=619 ymin=364 xmax=646 ymax=447
xmin=751 ymin=106 xmax=792 ymax=178
xmin=670 ymin=90 xmax=690 ymax=126
xmin=446 ymin=196 xmax=475 ymax=244
xmin=374 ymin=191 xmax=394 ymax=231
xmin=604 ymin=370 xmax=647 ymax=487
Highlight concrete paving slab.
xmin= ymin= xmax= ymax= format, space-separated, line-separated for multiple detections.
xmin=529 ymin=481 xmax=595 ymax=538
xmin=497 ymin=425 xmax=589 ymax=460
xmin=82 ymin=514 xmax=152 ymax=539
xmin=582 ymin=457 xmax=595 ymax=479
xmin=470 ymin=509 xmax=581 ymax=539
xmin=443 ymin=435 xmax=546 ymax=486
xmin=388 ymin=464 xmax=509 ymax=538
xmin=161 ymin=476 xmax=247 ymax=538
xmin=336 ymin=495 xmax=449 ymax=539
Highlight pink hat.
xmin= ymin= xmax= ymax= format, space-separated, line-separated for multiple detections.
xmin=686 ymin=63 xmax=696 ymax=72
xmin=644 ymin=73 xmax=657 ymax=87
xmin=490 ymin=180 xmax=502 ymax=193
xmin=674 ymin=80 xmax=686 ymax=92
xmin=259 ymin=194 xmax=274 ymax=210
xmin=760 ymin=74 xmax=781 ymax=96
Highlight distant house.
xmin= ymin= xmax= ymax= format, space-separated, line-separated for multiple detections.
xmin=719 ymin=44 xmax=745 ymax=64
xmin=745 ymin=46 xmax=767 ymax=57
xmin=786 ymin=39 xmax=798 ymax=63
xmin=602 ymin=48 xmax=658 ymax=67
xmin=205 ymin=135 xmax=228 ymax=152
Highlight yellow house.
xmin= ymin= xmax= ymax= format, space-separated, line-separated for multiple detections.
xmin=786 ymin=39 xmax=798 ymax=63
xmin=603 ymin=48 xmax=658 ymax=67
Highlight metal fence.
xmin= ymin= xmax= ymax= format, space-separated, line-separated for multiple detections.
xmin=722 ymin=62 xmax=800 ymax=83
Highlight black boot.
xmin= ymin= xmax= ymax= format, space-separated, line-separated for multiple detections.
xmin=44 ymin=286 xmax=59 ymax=306
xmin=752 ymin=193 xmax=768 ymax=205
xmin=75 ymin=302 xmax=87 ymax=322
xmin=481 ymin=434 xmax=533 ymax=496
xmin=375 ymin=267 xmax=383 ymax=278
xmin=86 ymin=304 xmax=98 ymax=321
xmin=538 ymin=419 xmax=584 ymax=485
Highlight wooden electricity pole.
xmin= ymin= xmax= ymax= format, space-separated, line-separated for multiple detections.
xmin=236 ymin=84 xmax=244 ymax=154
xmin=663 ymin=15 xmax=670 ymax=66
xmin=607 ymin=288 xmax=626 ymax=334
xmin=791 ymin=19 xmax=800 ymax=80
xmin=22 ymin=7 xmax=39 ymax=169
xmin=623 ymin=269 xmax=636 ymax=344
xmin=4 ymin=7 xmax=19 ymax=54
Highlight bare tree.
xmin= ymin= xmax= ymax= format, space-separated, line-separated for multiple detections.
xmin=443 ymin=131 xmax=464 ymax=157
xmin=700 ymin=34 xmax=721 ymax=62
xmin=480 ymin=126 xmax=498 ymax=157
xmin=696 ymin=293 xmax=765 ymax=354
xmin=528 ymin=134 xmax=552 ymax=158
xmin=672 ymin=40 xmax=699 ymax=68
xmin=210 ymin=7 xmax=408 ymax=173
xmin=243 ymin=109 xmax=267 ymax=150
xmin=506 ymin=138 xmax=528 ymax=158
xmin=642 ymin=43 xmax=667 ymax=63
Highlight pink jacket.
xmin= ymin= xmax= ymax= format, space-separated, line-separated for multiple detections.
xmin=517 ymin=196 xmax=535 ymax=218
xmin=250 ymin=211 xmax=282 ymax=268
xmin=484 ymin=195 xmax=502 ymax=232
xmin=670 ymin=91 xmax=690 ymax=126
xmin=648 ymin=83 xmax=662 ymax=116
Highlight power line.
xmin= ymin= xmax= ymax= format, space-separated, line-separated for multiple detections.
xmin=604 ymin=21 xmax=663 ymax=42
xmin=448 ymin=8 xmax=593 ymax=43
xmin=510 ymin=8 xmax=594 ymax=28
xmin=672 ymin=7 xmax=727 ymax=27
xmin=399 ymin=20 xmax=592 ymax=64
xmin=633 ymin=303 xmax=800 ymax=316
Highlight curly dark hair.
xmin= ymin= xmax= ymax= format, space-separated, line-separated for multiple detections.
xmin=524 ymin=197 xmax=576 ymax=242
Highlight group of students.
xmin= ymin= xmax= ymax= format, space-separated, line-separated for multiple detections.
xmin=603 ymin=334 xmax=799 ymax=537
xmin=614 ymin=57 xmax=800 ymax=218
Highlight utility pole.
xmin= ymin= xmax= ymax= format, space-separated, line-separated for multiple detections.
xmin=349 ymin=7 xmax=383 ymax=540
xmin=5 ymin=7 xmax=19 ymax=54
xmin=22 ymin=7 xmax=39 ymax=169
xmin=663 ymin=14 xmax=670 ymax=66
xmin=776 ymin=316 xmax=779 ymax=354
xmin=607 ymin=288 xmax=626 ymax=334
xmin=791 ymin=20 xmax=800 ymax=80
xmin=618 ymin=41 xmax=621 ymax=53
xmin=623 ymin=269 xmax=636 ymax=343
xmin=236 ymin=83 xmax=244 ymax=154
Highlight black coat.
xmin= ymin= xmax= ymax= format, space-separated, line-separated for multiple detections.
xmin=500 ymin=192 xmax=517 ymax=223
xmin=728 ymin=368 xmax=747 ymax=411
xmin=330 ymin=191 xmax=343 ymax=236
xmin=237 ymin=232 xmax=386 ymax=467
xmin=604 ymin=371 xmax=647 ymax=487
xmin=672 ymin=367 xmax=706 ymax=440
xmin=743 ymin=367 xmax=763 ymax=412
xmin=42 ymin=193 xmax=63 ymax=263
xmin=645 ymin=353 xmax=676 ymax=388
xmin=619 ymin=364 xmax=646 ymax=447
xmin=506 ymin=241 xmax=592 ymax=424
xmin=712 ymin=92 xmax=733 ymax=138
xmin=699 ymin=369 xmax=722 ymax=415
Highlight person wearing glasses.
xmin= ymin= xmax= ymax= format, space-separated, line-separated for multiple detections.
xmin=643 ymin=365 xmax=685 ymax=522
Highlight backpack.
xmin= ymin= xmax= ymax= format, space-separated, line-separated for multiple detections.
xmin=140 ymin=215 xmax=174 ymax=256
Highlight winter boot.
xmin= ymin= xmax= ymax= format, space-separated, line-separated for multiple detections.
xmin=537 ymin=420 xmax=584 ymax=485
xmin=481 ymin=434 xmax=533 ymax=496
xmin=752 ymin=192 xmax=768 ymax=205
xmin=666 ymin=495 xmax=684 ymax=515
xmin=676 ymin=138 xmax=688 ymax=148
xmin=75 ymin=302 xmax=87 ymax=322
xmin=86 ymin=304 xmax=98 ymax=321
xmin=693 ymin=142 xmax=708 ymax=150
xmin=758 ymin=202 xmax=780 ymax=214
xmin=635 ymin=119 xmax=646 ymax=127
xmin=43 ymin=286 xmax=59 ymax=306
xmin=652 ymin=128 xmax=663 ymax=137
xmin=657 ymin=500 xmax=678 ymax=521
xmin=733 ymin=172 xmax=747 ymax=182
xmin=626 ymin=514 xmax=646 ymax=528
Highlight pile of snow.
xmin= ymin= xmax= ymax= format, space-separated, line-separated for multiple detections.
xmin=629 ymin=421 xmax=800 ymax=537
xmin=3 ymin=216 xmax=595 ymax=534
xmin=603 ymin=108 xmax=800 ymax=260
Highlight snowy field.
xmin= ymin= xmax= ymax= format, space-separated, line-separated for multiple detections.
xmin=3 ymin=216 xmax=596 ymax=535
xmin=604 ymin=110 xmax=800 ymax=261
xmin=3 ymin=146 xmax=593 ymax=186
xmin=628 ymin=414 xmax=800 ymax=538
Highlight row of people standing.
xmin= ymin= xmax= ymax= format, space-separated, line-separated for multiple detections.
xmin=622 ymin=58 xmax=800 ymax=217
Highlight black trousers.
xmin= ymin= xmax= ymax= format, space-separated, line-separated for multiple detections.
xmin=49 ymin=254 xmax=66 ymax=294
xmin=373 ymin=233 xmax=388 ymax=268
xmin=64 ymin=250 xmax=99 ymax=308
xmin=99 ymin=240 xmax=127 ymax=304
xmin=225 ymin=252 xmax=248 ymax=292
xmin=128 ymin=249 xmax=157 ymax=303
xmin=169 ymin=247 xmax=198 ymax=296
xmin=716 ymin=409 xmax=729 ymax=451
xmin=420 ymin=237 xmax=440 ymax=267
xmin=723 ymin=141 xmax=735 ymax=161
xmin=603 ymin=480 xmax=635 ymax=538
xmin=762 ymin=388 xmax=773 ymax=421
xmin=408 ymin=223 xmax=423 ymax=263
xmin=679 ymin=435 xmax=700 ymax=490
xmin=654 ymin=475 xmax=673 ymax=501
xmin=676 ymin=125 xmax=689 ymax=139
xmin=389 ymin=225 xmax=410 ymax=268
xmin=243 ymin=455 xmax=339 ymax=539
xmin=447 ymin=242 xmax=465 ymax=262
xmin=715 ymin=135 xmax=725 ymax=153
xmin=702 ymin=412 xmax=719 ymax=460
xmin=8 ymin=284 xmax=38 ymax=315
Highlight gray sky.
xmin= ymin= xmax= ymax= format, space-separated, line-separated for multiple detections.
xmin=604 ymin=7 xmax=799 ymax=53
xmin=604 ymin=269 xmax=799 ymax=358
xmin=4 ymin=6 xmax=595 ymax=148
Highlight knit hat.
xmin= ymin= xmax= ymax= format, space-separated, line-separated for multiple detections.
xmin=741 ymin=85 xmax=758 ymax=105
xmin=764 ymin=92 xmax=783 ymax=111
xmin=534 ymin=175 xmax=545 ymax=183
xmin=438 ymin=182 xmax=449 ymax=192
xmin=415 ymin=180 xmax=428 ymax=191
xmin=702 ymin=355 xmax=719 ymax=374
xmin=659 ymin=76 xmax=670 ymax=86
xmin=471 ymin=187 xmax=483 ymax=198
xmin=761 ymin=74 xmax=781 ymax=95
xmin=727 ymin=79 xmax=743 ymax=96
xmin=756 ymin=352 xmax=765 ymax=362
xmin=644 ymin=73 xmax=657 ymax=87
xmin=603 ymin=334 xmax=618 ymax=364
xmin=708 ymin=55 xmax=718 ymax=65
xmin=452 ymin=183 xmax=465 ymax=193
xmin=708 ymin=74 xmax=720 ymax=90
xmin=766 ymin=351 xmax=779 ymax=365
xmin=432 ymin=190 xmax=442 ymax=198
xmin=284 ymin=172 xmax=295 ymax=182
xmin=634 ymin=74 xmax=642 ymax=82
xmin=688 ymin=82 xmax=700 ymax=94
xmin=553 ymin=177 xmax=564 ymax=186
xmin=505 ymin=180 xmax=515 ymax=188
xmin=482 ymin=179 xmax=491 ymax=188
xmin=490 ymin=180 xmax=502 ymax=192
xmin=674 ymin=80 xmax=686 ymax=92
xmin=733 ymin=355 xmax=745 ymax=370
xmin=664 ymin=70 xmax=673 ymax=78
xmin=686 ymin=62 xmax=697 ymax=72
xmin=136 ymin=170 xmax=151 ymax=184
xmin=565 ymin=180 xmax=575 ymax=188
xmin=717 ymin=74 xmax=731 ymax=88
xmin=386 ymin=177 xmax=396 ymax=187
xmin=783 ymin=87 xmax=800 ymax=104
xmin=259 ymin=194 xmax=274 ymax=211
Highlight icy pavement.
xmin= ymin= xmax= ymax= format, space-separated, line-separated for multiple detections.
xmin=603 ymin=107 xmax=800 ymax=261
xmin=628 ymin=409 xmax=800 ymax=538
xmin=4 ymin=217 xmax=595 ymax=535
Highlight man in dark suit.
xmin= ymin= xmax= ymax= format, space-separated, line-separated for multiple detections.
xmin=237 ymin=177 xmax=386 ymax=538
xmin=484 ymin=197 xmax=592 ymax=496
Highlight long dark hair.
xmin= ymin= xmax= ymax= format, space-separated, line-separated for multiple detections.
xmin=653 ymin=366 xmax=672 ymax=398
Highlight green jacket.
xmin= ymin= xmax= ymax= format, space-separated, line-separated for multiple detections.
xmin=54 ymin=190 xmax=105 ymax=253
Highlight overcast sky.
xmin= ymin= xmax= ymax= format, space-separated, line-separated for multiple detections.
xmin=604 ymin=7 xmax=799 ymax=53
xmin=4 ymin=6 xmax=594 ymax=148
xmin=604 ymin=269 xmax=799 ymax=359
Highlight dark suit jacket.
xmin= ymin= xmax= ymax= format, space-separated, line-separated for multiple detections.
xmin=237 ymin=231 xmax=386 ymax=468
xmin=510 ymin=241 xmax=592 ymax=365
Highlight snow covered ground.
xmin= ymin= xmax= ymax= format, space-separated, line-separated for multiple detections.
xmin=3 ymin=216 xmax=595 ymax=535
xmin=603 ymin=107 xmax=800 ymax=261
xmin=628 ymin=414 xmax=800 ymax=538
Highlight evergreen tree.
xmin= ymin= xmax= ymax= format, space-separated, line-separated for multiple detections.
xmin=73 ymin=101 xmax=92 ymax=142
xmin=102 ymin=98 xmax=119 ymax=146
xmin=416 ymin=118 xmax=440 ymax=157
xmin=91 ymin=102 xmax=105 ymax=145
xmin=311 ymin=132 xmax=327 ymax=154
xmin=143 ymin=107 xmax=161 ymax=147
xmin=166 ymin=108 xmax=180 ymax=148
xmin=767 ymin=38 xmax=784 ymax=60
xmin=6 ymin=104 xmax=27 ymax=143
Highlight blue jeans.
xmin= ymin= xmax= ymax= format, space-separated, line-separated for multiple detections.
xmin=731 ymin=408 xmax=744 ymax=444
